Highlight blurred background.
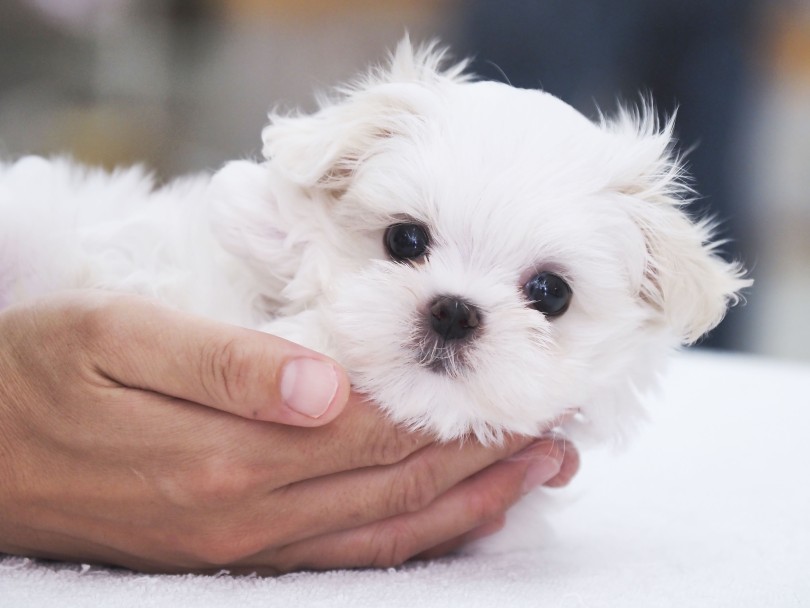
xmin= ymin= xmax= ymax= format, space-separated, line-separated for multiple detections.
xmin=1 ymin=0 xmax=808 ymax=360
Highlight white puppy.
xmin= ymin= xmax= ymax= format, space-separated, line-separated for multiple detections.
xmin=0 ymin=40 xmax=749 ymax=549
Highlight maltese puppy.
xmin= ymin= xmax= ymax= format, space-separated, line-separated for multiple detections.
xmin=0 ymin=39 xmax=749 ymax=550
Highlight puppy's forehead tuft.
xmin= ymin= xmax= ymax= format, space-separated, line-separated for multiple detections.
xmin=442 ymin=81 xmax=598 ymax=139
xmin=386 ymin=82 xmax=616 ymax=202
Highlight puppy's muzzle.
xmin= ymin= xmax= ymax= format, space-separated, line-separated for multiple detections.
xmin=429 ymin=296 xmax=481 ymax=341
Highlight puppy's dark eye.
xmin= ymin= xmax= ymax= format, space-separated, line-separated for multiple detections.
xmin=524 ymin=272 xmax=572 ymax=317
xmin=384 ymin=223 xmax=430 ymax=261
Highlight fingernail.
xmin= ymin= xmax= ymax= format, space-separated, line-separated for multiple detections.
xmin=280 ymin=358 xmax=339 ymax=418
xmin=522 ymin=455 xmax=563 ymax=494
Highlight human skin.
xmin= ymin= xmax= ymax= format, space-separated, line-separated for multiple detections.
xmin=0 ymin=291 xmax=578 ymax=574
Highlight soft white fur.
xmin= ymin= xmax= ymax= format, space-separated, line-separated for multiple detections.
xmin=0 ymin=39 xmax=749 ymax=551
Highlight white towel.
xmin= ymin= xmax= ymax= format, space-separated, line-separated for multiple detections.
xmin=2 ymin=352 xmax=809 ymax=608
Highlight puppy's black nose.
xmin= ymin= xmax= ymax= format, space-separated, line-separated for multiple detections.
xmin=429 ymin=296 xmax=481 ymax=341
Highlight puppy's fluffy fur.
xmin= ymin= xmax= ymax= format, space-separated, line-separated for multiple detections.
xmin=1 ymin=39 xmax=748 ymax=492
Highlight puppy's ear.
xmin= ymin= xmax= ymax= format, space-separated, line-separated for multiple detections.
xmin=605 ymin=108 xmax=752 ymax=344
xmin=261 ymin=37 xmax=469 ymax=194
xmin=261 ymin=89 xmax=420 ymax=194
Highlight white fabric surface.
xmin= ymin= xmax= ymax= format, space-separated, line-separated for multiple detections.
xmin=2 ymin=351 xmax=808 ymax=607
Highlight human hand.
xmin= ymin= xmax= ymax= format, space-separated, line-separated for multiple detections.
xmin=0 ymin=291 xmax=578 ymax=573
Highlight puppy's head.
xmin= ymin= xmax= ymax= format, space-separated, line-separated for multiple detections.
xmin=260 ymin=39 xmax=751 ymax=442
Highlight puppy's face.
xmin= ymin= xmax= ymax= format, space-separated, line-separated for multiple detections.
xmin=259 ymin=42 xmax=749 ymax=442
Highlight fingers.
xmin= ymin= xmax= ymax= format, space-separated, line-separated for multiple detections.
xmin=505 ymin=435 xmax=580 ymax=488
xmin=260 ymin=404 xmax=579 ymax=486
xmin=413 ymin=515 xmax=506 ymax=561
xmin=255 ymin=439 xmax=563 ymax=572
xmin=415 ymin=436 xmax=580 ymax=560
xmin=266 ymin=433 xmax=537 ymax=544
xmin=243 ymin=395 xmax=436 ymax=483
xmin=71 ymin=292 xmax=352 ymax=426
xmin=540 ymin=437 xmax=580 ymax=488
xmin=258 ymin=436 xmax=578 ymax=567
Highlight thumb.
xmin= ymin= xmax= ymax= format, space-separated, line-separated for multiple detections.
xmin=89 ymin=295 xmax=351 ymax=426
